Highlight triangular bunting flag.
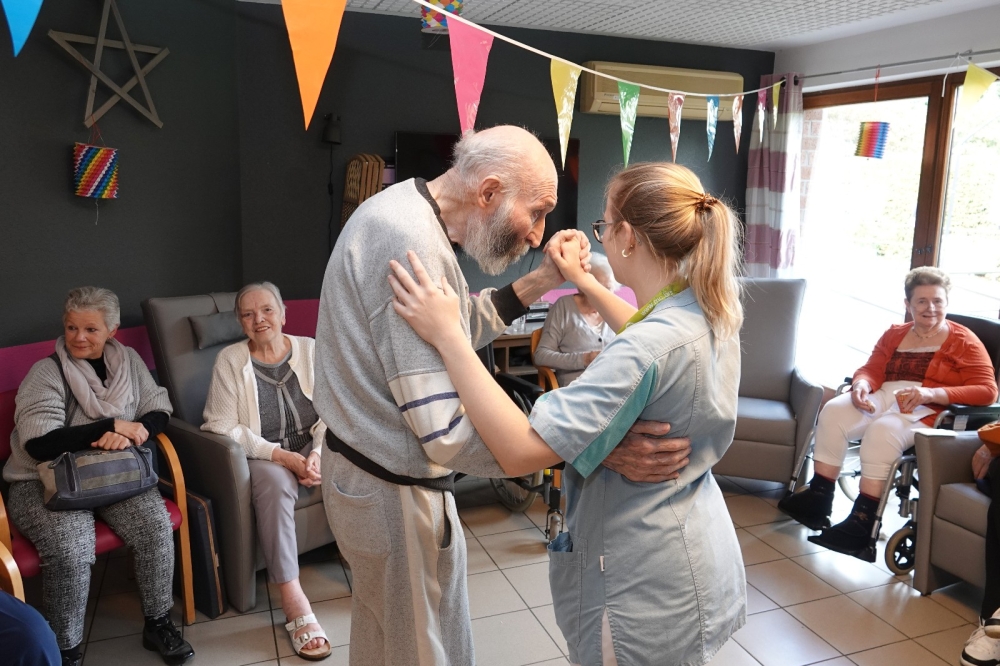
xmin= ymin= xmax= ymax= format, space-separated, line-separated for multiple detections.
xmin=448 ymin=18 xmax=494 ymax=134
xmin=705 ymin=96 xmax=719 ymax=161
xmin=550 ymin=60 xmax=582 ymax=168
xmin=732 ymin=94 xmax=744 ymax=154
xmin=618 ymin=81 xmax=639 ymax=167
xmin=282 ymin=0 xmax=347 ymax=129
xmin=756 ymin=89 xmax=766 ymax=137
xmin=772 ymin=82 xmax=781 ymax=129
xmin=668 ymin=92 xmax=685 ymax=162
xmin=958 ymin=63 xmax=999 ymax=118
xmin=1 ymin=0 xmax=43 ymax=56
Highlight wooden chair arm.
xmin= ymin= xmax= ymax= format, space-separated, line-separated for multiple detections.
xmin=0 ymin=539 xmax=24 ymax=601
xmin=535 ymin=366 xmax=560 ymax=392
xmin=0 ymin=490 xmax=11 ymax=554
xmin=156 ymin=433 xmax=195 ymax=625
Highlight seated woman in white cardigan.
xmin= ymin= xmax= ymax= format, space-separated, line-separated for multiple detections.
xmin=202 ymin=282 xmax=331 ymax=662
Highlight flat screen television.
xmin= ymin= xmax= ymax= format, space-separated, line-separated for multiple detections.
xmin=394 ymin=131 xmax=580 ymax=247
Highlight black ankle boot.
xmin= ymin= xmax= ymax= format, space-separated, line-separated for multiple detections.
xmin=142 ymin=613 xmax=194 ymax=665
xmin=808 ymin=493 xmax=879 ymax=562
xmin=60 ymin=645 xmax=83 ymax=666
xmin=778 ymin=475 xmax=835 ymax=530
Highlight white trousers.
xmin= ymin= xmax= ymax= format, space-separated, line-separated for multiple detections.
xmin=813 ymin=380 xmax=927 ymax=481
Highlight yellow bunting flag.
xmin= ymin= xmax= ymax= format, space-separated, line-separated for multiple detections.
xmin=772 ymin=82 xmax=781 ymax=129
xmin=958 ymin=63 xmax=999 ymax=118
xmin=282 ymin=0 xmax=347 ymax=130
xmin=550 ymin=61 xmax=582 ymax=168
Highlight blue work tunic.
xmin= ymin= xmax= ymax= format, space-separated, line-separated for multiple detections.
xmin=529 ymin=289 xmax=746 ymax=666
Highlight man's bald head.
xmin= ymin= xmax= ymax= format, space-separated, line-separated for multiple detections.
xmin=451 ymin=126 xmax=557 ymax=198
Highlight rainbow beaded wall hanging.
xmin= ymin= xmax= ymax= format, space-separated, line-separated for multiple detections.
xmin=72 ymin=142 xmax=119 ymax=199
xmin=855 ymin=122 xmax=890 ymax=159
xmin=421 ymin=0 xmax=463 ymax=33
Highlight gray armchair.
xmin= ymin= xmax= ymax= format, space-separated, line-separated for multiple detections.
xmin=142 ymin=293 xmax=334 ymax=613
xmin=713 ymin=278 xmax=824 ymax=485
xmin=913 ymin=429 xmax=988 ymax=595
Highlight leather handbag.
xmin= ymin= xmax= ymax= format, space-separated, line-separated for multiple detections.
xmin=37 ymin=445 xmax=158 ymax=511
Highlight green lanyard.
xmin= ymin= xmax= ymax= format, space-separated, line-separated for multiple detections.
xmin=618 ymin=279 xmax=688 ymax=334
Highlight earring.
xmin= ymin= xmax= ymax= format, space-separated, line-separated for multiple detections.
xmin=622 ymin=246 xmax=634 ymax=258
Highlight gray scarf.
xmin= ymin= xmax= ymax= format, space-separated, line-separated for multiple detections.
xmin=55 ymin=336 xmax=134 ymax=420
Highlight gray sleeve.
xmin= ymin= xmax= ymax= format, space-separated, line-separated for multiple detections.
xmin=13 ymin=361 xmax=72 ymax=444
xmin=533 ymin=298 xmax=590 ymax=371
xmin=468 ymin=287 xmax=513 ymax=351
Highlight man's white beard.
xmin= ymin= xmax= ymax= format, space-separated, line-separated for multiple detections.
xmin=463 ymin=196 xmax=529 ymax=276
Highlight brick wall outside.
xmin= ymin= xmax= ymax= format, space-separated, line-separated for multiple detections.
xmin=800 ymin=108 xmax=824 ymax=235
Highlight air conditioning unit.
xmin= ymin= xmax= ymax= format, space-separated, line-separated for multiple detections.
xmin=580 ymin=62 xmax=744 ymax=121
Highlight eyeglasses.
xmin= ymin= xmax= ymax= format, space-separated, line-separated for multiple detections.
xmin=592 ymin=220 xmax=612 ymax=244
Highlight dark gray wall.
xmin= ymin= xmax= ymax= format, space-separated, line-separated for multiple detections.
xmin=0 ymin=0 xmax=242 ymax=347
xmin=237 ymin=7 xmax=774 ymax=296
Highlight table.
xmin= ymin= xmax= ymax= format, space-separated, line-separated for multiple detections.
xmin=492 ymin=320 xmax=544 ymax=377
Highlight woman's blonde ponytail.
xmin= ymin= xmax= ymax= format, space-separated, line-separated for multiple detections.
xmin=686 ymin=200 xmax=743 ymax=340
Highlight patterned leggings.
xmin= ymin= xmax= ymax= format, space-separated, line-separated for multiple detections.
xmin=8 ymin=481 xmax=175 ymax=650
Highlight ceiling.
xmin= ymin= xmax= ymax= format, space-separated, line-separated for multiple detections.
xmin=244 ymin=0 xmax=1000 ymax=50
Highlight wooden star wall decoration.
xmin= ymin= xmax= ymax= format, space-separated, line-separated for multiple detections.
xmin=49 ymin=0 xmax=168 ymax=128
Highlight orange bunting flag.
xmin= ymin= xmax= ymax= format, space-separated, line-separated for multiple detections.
xmin=448 ymin=17 xmax=494 ymax=134
xmin=958 ymin=63 xmax=999 ymax=118
xmin=550 ymin=60 xmax=581 ymax=168
xmin=282 ymin=0 xmax=347 ymax=130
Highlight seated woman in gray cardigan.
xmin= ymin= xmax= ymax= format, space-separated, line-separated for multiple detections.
xmin=2 ymin=287 xmax=193 ymax=666
xmin=534 ymin=252 xmax=617 ymax=386
xmin=201 ymin=282 xmax=331 ymax=661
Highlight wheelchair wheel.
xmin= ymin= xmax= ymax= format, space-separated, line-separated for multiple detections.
xmin=885 ymin=526 xmax=916 ymax=575
xmin=490 ymin=471 xmax=542 ymax=513
xmin=838 ymin=448 xmax=862 ymax=501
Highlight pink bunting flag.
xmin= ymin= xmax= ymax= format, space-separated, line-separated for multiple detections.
xmin=732 ymin=94 xmax=744 ymax=154
xmin=668 ymin=93 xmax=685 ymax=162
xmin=447 ymin=18 xmax=494 ymax=134
xmin=756 ymin=89 xmax=766 ymax=137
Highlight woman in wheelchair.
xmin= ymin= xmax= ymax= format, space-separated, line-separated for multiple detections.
xmin=389 ymin=162 xmax=746 ymax=666
xmin=779 ymin=267 xmax=998 ymax=561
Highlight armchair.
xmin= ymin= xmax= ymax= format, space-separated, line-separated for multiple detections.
xmin=713 ymin=278 xmax=824 ymax=485
xmin=142 ymin=293 xmax=334 ymax=613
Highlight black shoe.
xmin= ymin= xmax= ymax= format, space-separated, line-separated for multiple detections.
xmin=61 ymin=646 xmax=83 ymax=666
xmin=142 ymin=614 xmax=194 ymax=666
xmin=808 ymin=494 xmax=879 ymax=562
xmin=777 ymin=482 xmax=834 ymax=530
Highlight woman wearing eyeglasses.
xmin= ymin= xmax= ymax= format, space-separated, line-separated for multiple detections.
xmin=389 ymin=162 xmax=746 ymax=666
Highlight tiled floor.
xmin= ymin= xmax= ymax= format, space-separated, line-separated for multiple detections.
xmin=22 ymin=474 xmax=982 ymax=665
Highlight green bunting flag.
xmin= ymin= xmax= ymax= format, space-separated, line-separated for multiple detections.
xmin=617 ymin=81 xmax=640 ymax=167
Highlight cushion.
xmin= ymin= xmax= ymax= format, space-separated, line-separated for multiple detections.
xmin=189 ymin=310 xmax=245 ymax=350
xmin=738 ymin=279 xmax=805 ymax=403
xmin=935 ymin=482 xmax=990 ymax=537
xmin=734 ymin=396 xmax=796 ymax=446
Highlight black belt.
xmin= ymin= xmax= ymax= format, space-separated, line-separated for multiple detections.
xmin=326 ymin=431 xmax=456 ymax=493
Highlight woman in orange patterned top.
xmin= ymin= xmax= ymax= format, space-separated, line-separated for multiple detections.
xmin=779 ymin=267 xmax=997 ymax=561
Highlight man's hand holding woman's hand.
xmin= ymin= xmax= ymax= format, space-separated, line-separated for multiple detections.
xmin=537 ymin=230 xmax=592 ymax=287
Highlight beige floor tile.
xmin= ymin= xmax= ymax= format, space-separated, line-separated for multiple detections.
xmin=526 ymin=659 xmax=569 ymax=665
xmin=746 ymin=583 xmax=779 ymax=615
xmin=242 ymin=661 xmax=278 ymax=666
xmin=503 ymin=562 xmax=553 ymax=608
xmin=914 ymin=624 xmax=978 ymax=663
xmin=478 ymin=528 xmax=549 ymax=569
xmin=791 ymin=550 xmax=897 ymax=594
xmin=737 ymin=528 xmax=786 ymax=566
xmin=181 ymin=609 xmax=279 ymax=665
xmin=280 ymin=643 xmax=350 ymax=665
xmin=89 ymin=591 xmax=146 ymax=642
xmin=756 ymin=488 xmax=787 ymax=504
xmin=462 ymin=520 xmax=474 ymax=538
xmin=812 ymin=659 xmax=856 ymax=665
xmin=81 ymin=633 xmax=167 ymax=665
xmin=846 ymin=639 xmax=948 ymax=665
xmin=848 ymin=581 xmax=968 ymax=638
xmin=705 ymin=638 xmax=761 ymax=665
xmin=197 ymin=571 xmax=269 ymax=623
xmin=468 ymin=570 xmax=528 ymax=619
xmin=472 ymin=609 xmax=562 ymax=666
xmin=785 ymin=595 xmax=906 ymax=654
xmin=726 ymin=495 xmax=791 ymax=528
xmin=460 ymin=504 xmax=538 ymax=537
xmin=273 ymin=596 xmax=352 ymax=658
xmin=744 ymin=560 xmax=840 ymax=607
xmin=730 ymin=477 xmax=787 ymax=494
xmin=746 ymin=520 xmax=826 ymax=558
xmin=733 ymin=608 xmax=839 ymax=666
xmin=532 ymin=604 xmax=568 ymax=656
xmin=267 ymin=558 xmax=351 ymax=608
xmin=716 ymin=475 xmax=750 ymax=496
xmin=928 ymin=582 xmax=985 ymax=624
xmin=467 ymin=536 xmax=500 ymax=574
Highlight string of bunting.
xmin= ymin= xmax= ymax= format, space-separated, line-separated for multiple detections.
xmin=410 ymin=0 xmax=786 ymax=166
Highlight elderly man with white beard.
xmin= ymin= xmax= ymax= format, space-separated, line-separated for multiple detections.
xmin=313 ymin=126 xmax=690 ymax=666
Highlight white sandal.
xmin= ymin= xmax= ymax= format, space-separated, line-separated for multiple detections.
xmin=285 ymin=613 xmax=332 ymax=661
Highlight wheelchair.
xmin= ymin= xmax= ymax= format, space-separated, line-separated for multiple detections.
xmin=786 ymin=312 xmax=1000 ymax=575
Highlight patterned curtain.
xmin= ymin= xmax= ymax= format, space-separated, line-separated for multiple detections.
xmin=744 ymin=73 xmax=804 ymax=278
